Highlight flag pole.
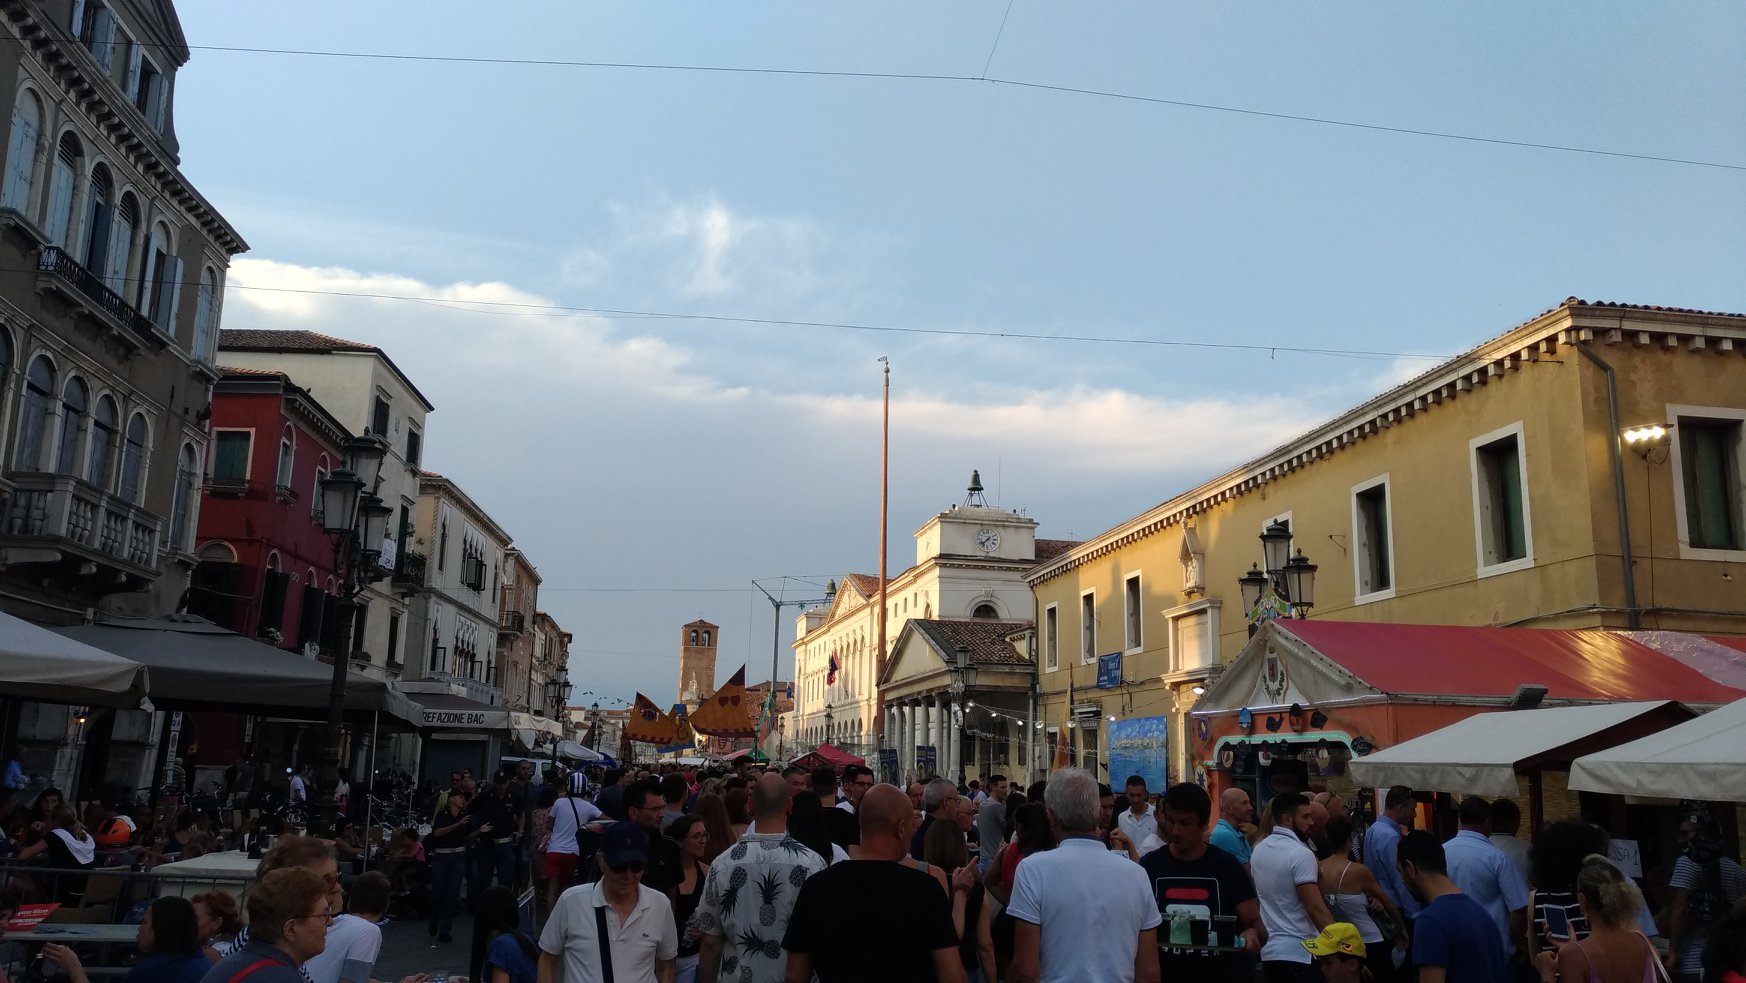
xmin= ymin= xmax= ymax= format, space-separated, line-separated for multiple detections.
xmin=876 ymin=357 xmax=890 ymax=757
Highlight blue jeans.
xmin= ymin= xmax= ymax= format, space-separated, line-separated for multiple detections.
xmin=470 ymin=841 xmax=515 ymax=903
xmin=430 ymin=851 xmax=467 ymax=936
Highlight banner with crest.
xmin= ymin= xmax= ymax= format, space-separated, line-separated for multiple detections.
xmin=624 ymin=692 xmax=679 ymax=746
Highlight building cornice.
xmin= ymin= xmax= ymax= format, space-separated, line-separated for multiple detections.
xmin=1027 ymin=300 xmax=1746 ymax=588
xmin=0 ymin=0 xmax=248 ymax=255
xmin=419 ymin=475 xmax=514 ymax=547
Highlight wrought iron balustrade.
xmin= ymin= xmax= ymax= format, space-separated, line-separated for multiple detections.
xmin=37 ymin=246 xmax=160 ymax=343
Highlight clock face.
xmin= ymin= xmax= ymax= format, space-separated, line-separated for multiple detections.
xmin=976 ymin=527 xmax=1000 ymax=553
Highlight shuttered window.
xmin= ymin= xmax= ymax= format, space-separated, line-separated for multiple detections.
xmin=1680 ymin=419 xmax=1743 ymax=551
xmin=2 ymin=91 xmax=42 ymax=212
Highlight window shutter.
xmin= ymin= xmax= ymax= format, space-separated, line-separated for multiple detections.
xmin=148 ymin=72 xmax=167 ymax=129
xmin=92 ymin=8 xmax=115 ymax=70
xmin=46 ymin=156 xmax=75 ymax=246
xmin=123 ymin=42 xmax=141 ymax=100
xmin=71 ymin=0 xmax=87 ymax=35
xmin=160 ymin=254 xmax=183 ymax=330
xmin=84 ymin=197 xmax=111 ymax=273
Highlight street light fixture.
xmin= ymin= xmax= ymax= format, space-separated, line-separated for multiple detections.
xmin=1239 ymin=521 xmax=1318 ymax=637
xmin=587 ymin=701 xmax=601 ymax=750
xmin=310 ymin=435 xmax=390 ymax=836
xmin=949 ymin=644 xmax=981 ymax=785
xmin=824 ymin=702 xmax=833 ymax=745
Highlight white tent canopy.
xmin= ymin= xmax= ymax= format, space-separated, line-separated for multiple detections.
xmin=0 ymin=610 xmax=150 ymax=708
xmin=1348 ymin=701 xmax=1677 ymax=797
xmin=1569 ymin=698 xmax=1746 ymax=801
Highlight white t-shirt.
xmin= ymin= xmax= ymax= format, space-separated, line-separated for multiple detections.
xmin=1117 ymin=805 xmax=1158 ymax=849
xmin=302 ymin=914 xmax=381 ymax=983
xmin=548 ymin=796 xmax=605 ymax=856
xmin=540 ymin=882 xmax=677 ymax=983
xmin=1252 ymin=827 xmax=1321 ymax=964
xmin=1007 ymin=836 xmax=1161 ymax=983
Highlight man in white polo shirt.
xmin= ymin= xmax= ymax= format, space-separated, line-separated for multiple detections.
xmin=1007 ymin=767 xmax=1161 ymax=983
xmin=1115 ymin=775 xmax=1158 ymax=852
xmin=1250 ymin=792 xmax=1335 ymax=983
xmin=538 ymin=822 xmax=677 ymax=983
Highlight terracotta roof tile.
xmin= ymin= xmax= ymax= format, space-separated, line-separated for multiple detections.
xmin=1033 ymin=539 xmax=1081 ymax=562
xmin=220 ymin=329 xmax=377 ymax=352
xmin=216 ymin=365 xmax=286 ymax=378
xmin=911 ymin=618 xmax=1031 ymax=666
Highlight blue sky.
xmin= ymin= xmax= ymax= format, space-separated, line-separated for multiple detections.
xmin=170 ymin=1 xmax=1746 ymax=707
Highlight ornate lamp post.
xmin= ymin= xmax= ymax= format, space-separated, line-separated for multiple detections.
xmin=545 ymin=668 xmax=572 ymax=718
xmin=823 ymin=702 xmax=834 ymax=746
xmin=1238 ymin=519 xmax=1319 ymax=637
xmin=949 ymin=644 xmax=980 ymax=785
xmin=312 ymin=436 xmax=391 ymax=835
xmin=587 ymin=701 xmax=601 ymax=750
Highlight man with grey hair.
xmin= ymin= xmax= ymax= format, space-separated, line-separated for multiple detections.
xmin=909 ymin=777 xmax=961 ymax=861
xmin=1007 ymin=768 xmax=1161 ymax=983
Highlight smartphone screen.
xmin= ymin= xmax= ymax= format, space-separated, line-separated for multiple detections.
xmin=1545 ymin=906 xmax=1570 ymax=940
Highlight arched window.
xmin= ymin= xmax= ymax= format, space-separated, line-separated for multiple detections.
xmin=197 ymin=541 xmax=236 ymax=564
xmin=169 ymin=443 xmax=196 ymax=550
xmin=55 ymin=376 xmax=87 ymax=474
xmin=972 ymin=603 xmax=998 ymax=620
xmin=702 ymin=630 xmax=711 ymax=646
xmin=45 ymin=131 xmax=82 ymax=248
xmin=689 ymin=630 xmax=698 ymax=645
xmin=81 ymin=163 xmax=112 ymax=274
xmin=105 ymin=191 xmax=137 ymax=291
xmin=2 ymin=90 xmax=42 ymax=213
xmin=118 ymin=412 xmax=147 ymax=503
xmin=191 ymin=267 xmax=217 ymax=360
xmin=15 ymin=355 xmax=55 ymax=471
xmin=139 ymin=221 xmax=181 ymax=331
xmin=87 ymin=394 xmax=116 ymax=487
xmin=311 ymin=454 xmax=328 ymax=520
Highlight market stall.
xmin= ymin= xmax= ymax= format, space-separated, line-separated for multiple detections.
xmin=1568 ymin=697 xmax=1746 ymax=801
xmin=791 ymin=743 xmax=865 ymax=772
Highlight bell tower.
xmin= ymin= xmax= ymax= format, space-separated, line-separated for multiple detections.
xmin=677 ymin=620 xmax=719 ymax=713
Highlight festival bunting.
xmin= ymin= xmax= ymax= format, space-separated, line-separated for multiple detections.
xmin=690 ymin=665 xmax=757 ymax=739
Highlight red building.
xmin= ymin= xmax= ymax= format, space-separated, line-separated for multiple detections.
xmin=189 ymin=367 xmax=352 ymax=658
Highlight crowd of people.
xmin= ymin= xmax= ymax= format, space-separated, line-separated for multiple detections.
xmin=5 ymin=755 xmax=1745 ymax=983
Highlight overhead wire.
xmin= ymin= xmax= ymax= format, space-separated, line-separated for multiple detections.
xmin=16 ymin=35 xmax=1737 ymax=172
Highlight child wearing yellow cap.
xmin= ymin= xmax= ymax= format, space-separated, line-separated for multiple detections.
xmin=1303 ymin=922 xmax=1373 ymax=982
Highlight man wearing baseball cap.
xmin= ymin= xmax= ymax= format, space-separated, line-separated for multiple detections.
xmin=539 ymin=822 xmax=677 ymax=983
xmin=1302 ymin=923 xmax=1370 ymax=982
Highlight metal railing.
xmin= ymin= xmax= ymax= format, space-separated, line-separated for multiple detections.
xmin=37 ymin=246 xmax=160 ymax=344
xmin=499 ymin=610 xmax=525 ymax=634
xmin=393 ymin=549 xmax=426 ymax=589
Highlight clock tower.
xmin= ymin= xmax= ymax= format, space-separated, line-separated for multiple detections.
xmin=677 ymin=620 xmax=719 ymax=713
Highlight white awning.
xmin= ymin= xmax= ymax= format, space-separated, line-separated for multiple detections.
xmin=510 ymin=711 xmax=564 ymax=738
xmin=1568 ymin=698 xmax=1746 ymax=801
xmin=1347 ymin=701 xmax=1676 ymax=797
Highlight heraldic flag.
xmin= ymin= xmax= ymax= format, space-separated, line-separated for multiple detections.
xmin=690 ymin=665 xmax=757 ymax=739
xmin=624 ymin=693 xmax=678 ymax=746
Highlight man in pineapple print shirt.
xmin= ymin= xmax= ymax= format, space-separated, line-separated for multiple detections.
xmin=694 ymin=772 xmax=827 ymax=983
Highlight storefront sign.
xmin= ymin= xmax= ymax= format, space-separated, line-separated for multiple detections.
xmin=422 ymin=709 xmax=508 ymax=729
xmin=1097 ymin=652 xmax=1123 ymax=689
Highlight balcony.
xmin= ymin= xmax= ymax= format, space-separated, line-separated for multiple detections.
xmin=204 ymin=475 xmax=250 ymax=497
xmin=499 ymin=610 xmax=525 ymax=635
xmin=36 ymin=246 xmax=162 ymax=348
xmin=0 ymin=472 xmax=163 ymax=589
xmin=393 ymin=549 xmax=427 ymax=592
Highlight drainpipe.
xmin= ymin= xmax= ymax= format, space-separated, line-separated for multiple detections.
xmin=1573 ymin=342 xmax=1641 ymax=629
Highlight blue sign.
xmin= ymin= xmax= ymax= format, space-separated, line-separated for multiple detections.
xmin=1107 ymin=716 xmax=1169 ymax=791
xmin=916 ymin=745 xmax=938 ymax=778
xmin=1097 ymin=652 xmax=1123 ymax=689
xmin=879 ymin=747 xmax=900 ymax=785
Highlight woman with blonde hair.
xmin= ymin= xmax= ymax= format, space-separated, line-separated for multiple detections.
xmin=1555 ymin=855 xmax=1660 ymax=983
xmin=16 ymin=804 xmax=94 ymax=903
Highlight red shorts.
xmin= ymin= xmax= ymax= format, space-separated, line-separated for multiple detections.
xmin=542 ymin=852 xmax=578 ymax=881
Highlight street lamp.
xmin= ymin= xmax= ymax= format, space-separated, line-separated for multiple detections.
xmin=949 ymin=644 xmax=980 ymax=785
xmin=1239 ymin=521 xmax=1318 ymax=636
xmin=824 ymin=702 xmax=833 ymax=746
xmin=311 ymin=436 xmax=389 ymax=836
xmin=587 ymin=701 xmax=601 ymax=750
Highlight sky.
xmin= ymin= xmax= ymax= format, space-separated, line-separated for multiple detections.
xmin=167 ymin=1 xmax=1746 ymax=710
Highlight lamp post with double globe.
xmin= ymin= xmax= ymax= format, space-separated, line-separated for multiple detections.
xmin=1237 ymin=520 xmax=1319 ymax=637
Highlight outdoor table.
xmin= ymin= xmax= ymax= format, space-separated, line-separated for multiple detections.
xmin=2 ymin=924 xmax=139 ymax=944
xmin=150 ymin=851 xmax=257 ymax=899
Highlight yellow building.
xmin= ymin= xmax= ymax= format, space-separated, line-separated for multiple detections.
xmin=1027 ymin=299 xmax=1746 ymax=785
